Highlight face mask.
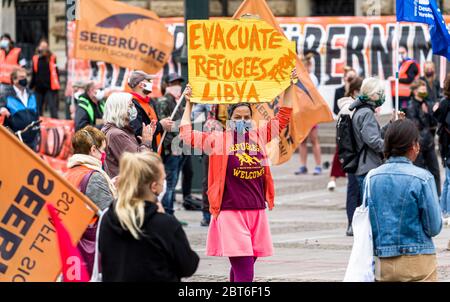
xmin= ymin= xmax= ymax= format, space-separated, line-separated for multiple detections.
xmin=141 ymin=82 xmax=153 ymax=94
xmin=94 ymin=89 xmax=105 ymax=100
xmin=128 ymin=105 xmax=138 ymax=121
xmin=0 ymin=39 xmax=9 ymax=49
xmin=39 ymin=49 xmax=49 ymax=56
xmin=375 ymin=93 xmax=386 ymax=107
xmin=231 ymin=119 xmax=252 ymax=134
xmin=425 ymin=71 xmax=434 ymax=77
xmin=18 ymin=78 xmax=28 ymax=88
xmin=418 ymin=92 xmax=428 ymax=99
xmin=74 ymin=90 xmax=84 ymax=99
xmin=100 ymin=152 xmax=106 ymax=165
xmin=166 ymin=85 xmax=182 ymax=100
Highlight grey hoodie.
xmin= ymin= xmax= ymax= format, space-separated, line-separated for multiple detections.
xmin=349 ymin=98 xmax=390 ymax=176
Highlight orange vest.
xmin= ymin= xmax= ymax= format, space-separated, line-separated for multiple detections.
xmin=391 ymin=60 xmax=420 ymax=97
xmin=64 ymin=165 xmax=98 ymax=223
xmin=32 ymin=54 xmax=61 ymax=90
xmin=131 ymin=93 xmax=162 ymax=153
xmin=65 ymin=165 xmax=93 ymax=191
xmin=0 ymin=48 xmax=21 ymax=84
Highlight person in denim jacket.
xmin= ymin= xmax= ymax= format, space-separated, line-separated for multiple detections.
xmin=365 ymin=119 xmax=442 ymax=281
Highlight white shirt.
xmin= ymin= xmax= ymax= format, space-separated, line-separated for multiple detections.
xmin=13 ymin=85 xmax=28 ymax=107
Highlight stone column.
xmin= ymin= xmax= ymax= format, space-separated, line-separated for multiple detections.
xmin=0 ymin=1 xmax=16 ymax=40
xmin=295 ymin=0 xmax=311 ymax=17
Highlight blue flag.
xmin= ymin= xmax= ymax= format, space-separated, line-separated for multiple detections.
xmin=396 ymin=0 xmax=450 ymax=59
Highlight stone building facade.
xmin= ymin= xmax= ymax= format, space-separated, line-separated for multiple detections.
xmin=0 ymin=0 xmax=447 ymax=69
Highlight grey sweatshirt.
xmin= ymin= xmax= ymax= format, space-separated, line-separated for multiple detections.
xmin=349 ymin=99 xmax=390 ymax=176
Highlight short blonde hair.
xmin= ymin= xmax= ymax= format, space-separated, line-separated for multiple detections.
xmin=360 ymin=77 xmax=385 ymax=100
xmin=103 ymin=92 xmax=133 ymax=128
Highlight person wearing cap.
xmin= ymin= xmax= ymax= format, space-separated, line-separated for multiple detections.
xmin=179 ymin=69 xmax=297 ymax=282
xmin=128 ymin=70 xmax=173 ymax=152
xmin=75 ymin=82 xmax=106 ymax=131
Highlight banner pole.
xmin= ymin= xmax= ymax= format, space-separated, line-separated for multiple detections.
xmin=157 ymin=88 xmax=188 ymax=154
xmin=394 ymin=21 xmax=400 ymax=120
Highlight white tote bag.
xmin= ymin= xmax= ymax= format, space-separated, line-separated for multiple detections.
xmin=343 ymin=172 xmax=375 ymax=282
xmin=90 ymin=208 xmax=108 ymax=282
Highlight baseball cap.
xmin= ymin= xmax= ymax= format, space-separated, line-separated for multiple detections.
xmin=128 ymin=70 xmax=156 ymax=88
xmin=166 ymin=73 xmax=184 ymax=84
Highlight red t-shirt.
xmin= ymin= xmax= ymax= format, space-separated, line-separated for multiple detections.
xmin=221 ymin=133 xmax=266 ymax=210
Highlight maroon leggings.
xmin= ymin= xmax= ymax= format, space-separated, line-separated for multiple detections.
xmin=229 ymin=256 xmax=257 ymax=282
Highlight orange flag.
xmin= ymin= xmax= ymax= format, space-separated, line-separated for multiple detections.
xmin=74 ymin=0 xmax=173 ymax=74
xmin=233 ymin=0 xmax=333 ymax=165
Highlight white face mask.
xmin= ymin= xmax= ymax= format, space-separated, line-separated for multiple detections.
xmin=0 ymin=39 xmax=9 ymax=49
xmin=141 ymin=81 xmax=153 ymax=94
xmin=94 ymin=89 xmax=105 ymax=100
xmin=74 ymin=90 xmax=84 ymax=100
xmin=166 ymin=85 xmax=182 ymax=100
xmin=128 ymin=105 xmax=138 ymax=121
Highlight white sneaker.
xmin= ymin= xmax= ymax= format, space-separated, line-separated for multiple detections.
xmin=327 ymin=180 xmax=336 ymax=191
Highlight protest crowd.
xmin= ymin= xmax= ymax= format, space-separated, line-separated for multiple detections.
xmin=1 ymin=0 xmax=450 ymax=284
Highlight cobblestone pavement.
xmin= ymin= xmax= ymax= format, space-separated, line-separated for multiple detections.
xmin=176 ymin=154 xmax=450 ymax=282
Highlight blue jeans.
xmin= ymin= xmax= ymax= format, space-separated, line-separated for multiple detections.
xmin=162 ymin=155 xmax=186 ymax=215
xmin=441 ymin=167 xmax=450 ymax=216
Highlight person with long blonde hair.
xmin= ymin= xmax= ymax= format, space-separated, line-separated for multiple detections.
xmin=99 ymin=151 xmax=199 ymax=282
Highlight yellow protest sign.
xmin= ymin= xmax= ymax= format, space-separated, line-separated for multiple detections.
xmin=188 ymin=18 xmax=297 ymax=104
xmin=0 ymin=126 xmax=98 ymax=281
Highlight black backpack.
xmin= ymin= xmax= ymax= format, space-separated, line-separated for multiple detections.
xmin=336 ymin=106 xmax=369 ymax=173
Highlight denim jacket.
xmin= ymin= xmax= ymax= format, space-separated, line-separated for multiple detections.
xmin=365 ymin=156 xmax=442 ymax=257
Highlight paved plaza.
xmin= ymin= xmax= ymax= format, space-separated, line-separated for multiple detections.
xmin=177 ymin=153 xmax=450 ymax=282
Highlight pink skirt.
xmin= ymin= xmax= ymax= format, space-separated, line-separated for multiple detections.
xmin=206 ymin=209 xmax=273 ymax=257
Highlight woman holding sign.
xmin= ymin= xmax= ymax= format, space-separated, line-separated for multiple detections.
xmin=180 ymin=69 xmax=297 ymax=282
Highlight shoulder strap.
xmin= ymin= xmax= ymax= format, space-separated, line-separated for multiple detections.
xmin=79 ymin=170 xmax=95 ymax=194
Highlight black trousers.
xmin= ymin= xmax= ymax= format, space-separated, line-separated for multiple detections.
xmin=346 ymin=173 xmax=361 ymax=226
xmin=202 ymin=154 xmax=210 ymax=219
xmin=181 ymin=155 xmax=193 ymax=198
xmin=36 ymin=89 xmax=58 ymax=118
xmin=415 ymin=145 xmax=441 ymax=196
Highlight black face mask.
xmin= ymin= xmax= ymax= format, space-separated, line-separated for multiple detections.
xmin=18 ymin=78 xmax=28 ymax=88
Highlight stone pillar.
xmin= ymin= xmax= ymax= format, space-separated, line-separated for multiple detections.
xmin=48 ymin=0 xmax=66 ymax=69
xmin=357 ymin=0 xmax=394 ymax=16
xmin=295 ymin=0 xmax=311 ymax=17
xmin=0 ymin=1 xmax=16 ymax=40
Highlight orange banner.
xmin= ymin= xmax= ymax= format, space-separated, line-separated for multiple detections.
xmin=0 ymin=126 xmax=98 ymax=281
xmin=74 ymin=0 xmax=173 ymax=74
xmin=233 ymin=0 xmax=333 ymax=165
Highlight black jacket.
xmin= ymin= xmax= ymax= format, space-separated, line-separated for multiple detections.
xmin=407 ymin=98 xmax=437 ymax=150
xmin=99 ymin=201 xmax=199 ymax=282
xmin=155 ymin=93 xmax=185 ymax=157
xmin=130 ymin=97 xmax=164 ymax=152
xmin=420 ymin=76 xmax=442 ymax=106
xmin=74 ymin=93 xmax=104 ymax=131
xmin=434 ymin=97 xmax=450 ymax=162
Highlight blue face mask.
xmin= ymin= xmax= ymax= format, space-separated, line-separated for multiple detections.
xmin=231 ymin=120 xmax=252 ymax=134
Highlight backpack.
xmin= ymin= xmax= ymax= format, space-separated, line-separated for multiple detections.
xmin=336 ymin=106 xmax=370 ymax=173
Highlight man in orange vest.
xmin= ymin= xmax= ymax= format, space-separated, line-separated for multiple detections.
xmin=0 ymin=34 xmax=26 ymax=95
xmin=392 ymin=46 xmax=420 ymax=111
xmin=128 ymin=70 xmax=173 ymax=152
xmin=30 ymin=39 xmax=60 ymax=118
